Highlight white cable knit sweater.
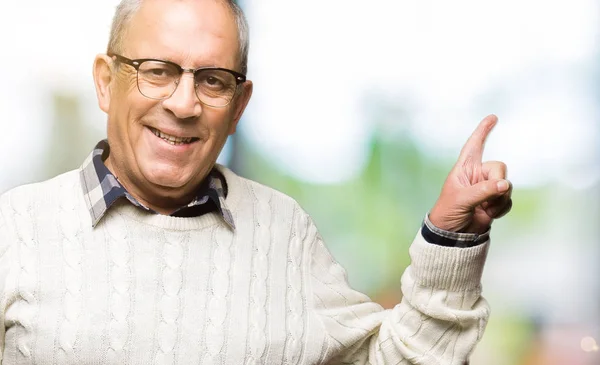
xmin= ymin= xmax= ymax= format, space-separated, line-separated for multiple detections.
xmin=0 ymin=166 xmax=490 ymax=365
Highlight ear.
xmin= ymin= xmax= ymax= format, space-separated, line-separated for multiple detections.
xmin=228 ymin=80 xmax=253 ymax=135
xmin=93 ymin=54 xmax=114 ymax=114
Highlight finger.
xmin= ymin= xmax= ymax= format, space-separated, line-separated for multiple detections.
xmin=482 ymin=161 xmax=507 ymax=181
xmin=460 ymin=178 xmax=510 ymax=208
xmin=482 ymin=181 xmax=512 ymax=210
xmin=457 ymin=114 xmax=498 ymax=164
xmin=483 ymin=180 xmax=513 ymax=217
xmin=485 ymin=198 xmax=513 ymax=219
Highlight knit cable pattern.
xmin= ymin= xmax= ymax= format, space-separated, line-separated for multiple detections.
xmin=283 ymin=207 xmax=307 ymax=365
xmin=105 ymin=214 xmax=132 ymax=363
xmin=245 ymin=188 xmax=272 ymax=365
xmin=57 ymin=180 xmax=83 ymax=361
xmin=11 ymin=197 xmax=37 ymax=360
xmin=155 ymin=230 xmax=187 ymax=365
xmin=202 ymin=226 xmax=233 ymax=364
xmin=0 ymin=168 xmax=492 ymax=365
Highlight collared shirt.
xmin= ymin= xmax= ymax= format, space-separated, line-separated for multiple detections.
xmin=78 ymin=142 xmax=485 ymax=247
xmin=79 ymin=140 xmax=235 ymax=228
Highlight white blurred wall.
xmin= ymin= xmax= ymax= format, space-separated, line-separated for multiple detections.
xmin=1 ymin=1 xmax=599 ymax=362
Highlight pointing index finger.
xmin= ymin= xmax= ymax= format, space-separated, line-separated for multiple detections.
xmin=458 ymin=114 xmax=498 ymax=163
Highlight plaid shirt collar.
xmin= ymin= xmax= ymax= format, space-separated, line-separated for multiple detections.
xmin=79 ymin=140 xmax=235 ymax=229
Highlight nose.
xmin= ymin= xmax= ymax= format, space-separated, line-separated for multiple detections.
xmin=161 ymin=71 xmax=202 ymax=119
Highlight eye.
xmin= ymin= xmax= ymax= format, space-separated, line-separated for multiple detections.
xmin=205 ymin=76 xmax=224 ymax=87
xmin=196 ymin=73 xmax=231 ymax=91
xmin=195 ymin=70 xmax=237 ymax=98
xmin=149 ymin=68 xmax=167 ymax=77
xmin=138 ymin=61 xmax=179 ymax=81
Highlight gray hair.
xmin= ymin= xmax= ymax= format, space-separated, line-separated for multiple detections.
xmin=107 ymin=0 xmax=250 ymax=75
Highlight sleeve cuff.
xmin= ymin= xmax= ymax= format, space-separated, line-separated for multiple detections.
xmin=409 ymin=231 xmax=490 ymax=291
xmin=421 ymin=214 xmax=490 ymax=248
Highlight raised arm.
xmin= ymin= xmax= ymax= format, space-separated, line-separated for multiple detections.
xmin=309 ymin=225 xmax=490 ymax=365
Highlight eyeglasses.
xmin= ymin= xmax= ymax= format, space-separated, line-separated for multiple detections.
xmin=108 ymin=53 xmax=246 ymax=108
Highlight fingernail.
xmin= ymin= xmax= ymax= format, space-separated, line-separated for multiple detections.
xmin=497 ymin=180 xmax=509 ymax=192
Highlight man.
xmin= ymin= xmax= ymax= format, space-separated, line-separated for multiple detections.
xmin=0 ymin=0 xmax=512 ymax=364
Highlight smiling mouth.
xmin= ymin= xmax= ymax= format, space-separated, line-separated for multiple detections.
xmin=149 ymin=127 xmax=199 ymax=146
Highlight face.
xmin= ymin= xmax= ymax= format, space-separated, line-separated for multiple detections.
xmin=93 ymin=0 xmax=252 ymax=210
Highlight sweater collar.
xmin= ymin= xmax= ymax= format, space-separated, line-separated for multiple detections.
xmin=79 ymin=140 xmax=235 ymax=229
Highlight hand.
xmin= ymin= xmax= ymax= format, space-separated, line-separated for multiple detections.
xmin=429 ymin=114 xmax=513 ymax=234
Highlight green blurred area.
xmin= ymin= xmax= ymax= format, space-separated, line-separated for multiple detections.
xmin=27 ymin=88 xmax=595 ymax=365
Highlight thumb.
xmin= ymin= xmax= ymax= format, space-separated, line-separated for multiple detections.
xmin=460 ymin=179 xmax=510 ymax=207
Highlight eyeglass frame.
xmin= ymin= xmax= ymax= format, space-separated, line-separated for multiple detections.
xmin=107 ymin=53 xmax=247 ymax=108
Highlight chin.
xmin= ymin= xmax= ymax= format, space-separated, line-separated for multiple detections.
xmin=151 ymin=176 xmax=189 ymax=189
xmin=142 ymin=165 xmax=195 ymax=190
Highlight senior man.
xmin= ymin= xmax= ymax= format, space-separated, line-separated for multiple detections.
xmin=0 ymin=0 xmax=512 ymax=364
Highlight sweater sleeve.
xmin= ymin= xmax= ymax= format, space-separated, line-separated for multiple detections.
xmin=309 ymin=221 xmax=490 ymax=365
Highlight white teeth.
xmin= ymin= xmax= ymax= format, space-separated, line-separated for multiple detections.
xmin=151 ymin=128 xmax=194 ymax=145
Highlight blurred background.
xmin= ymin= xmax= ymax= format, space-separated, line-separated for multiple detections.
xmin=1 ymin=0 xmax=599 ymax=363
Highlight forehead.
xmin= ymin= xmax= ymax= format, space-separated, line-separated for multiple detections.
xmin=124 ymin=0 xmax=240 ymax=69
